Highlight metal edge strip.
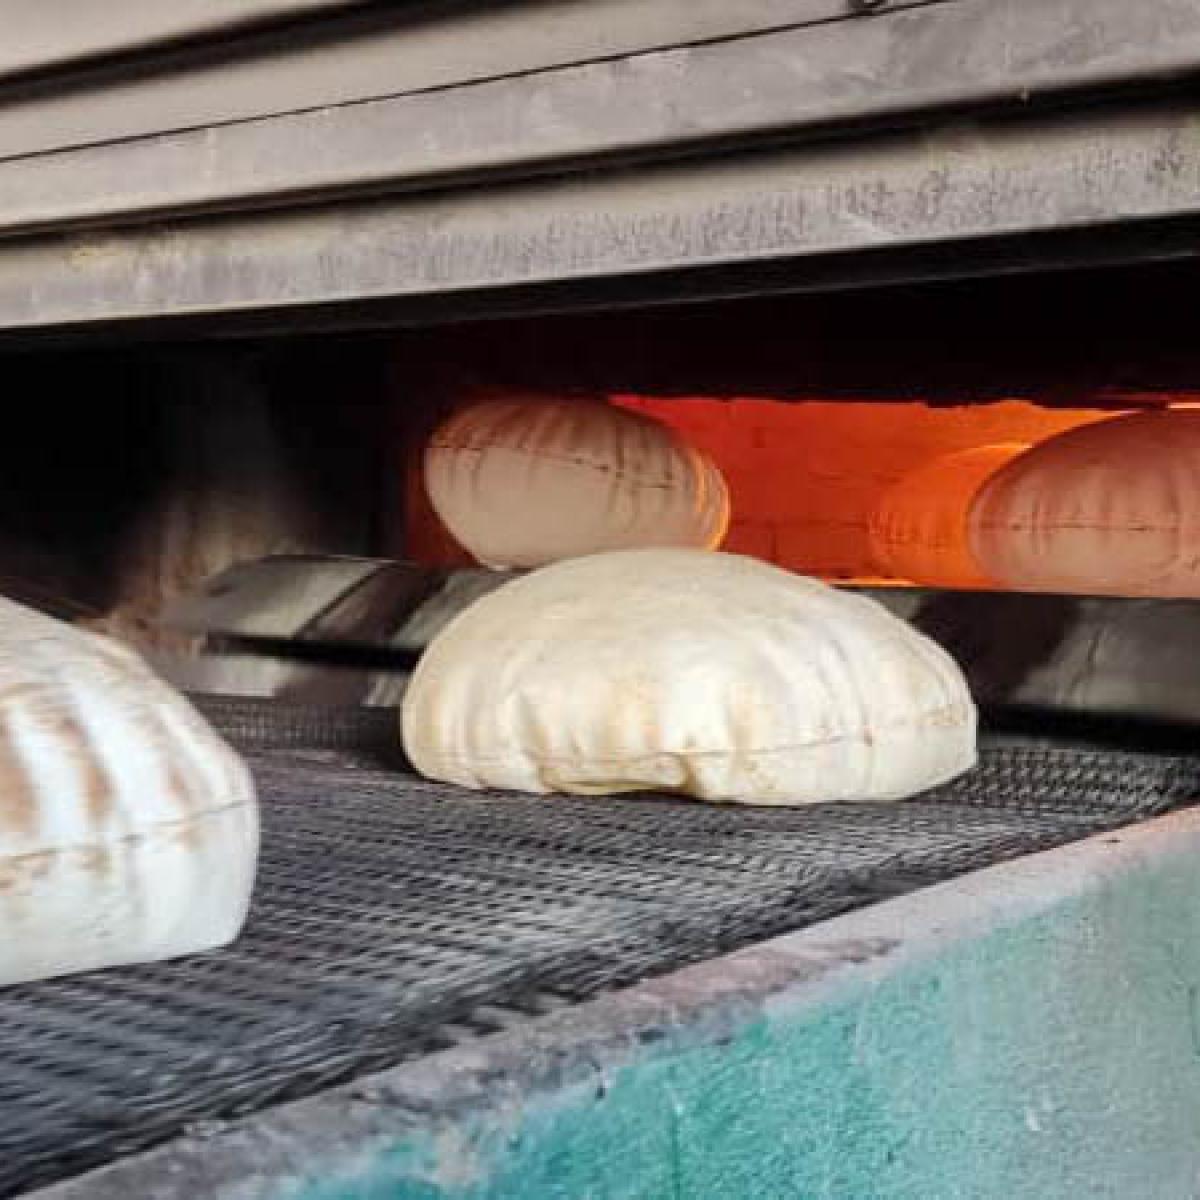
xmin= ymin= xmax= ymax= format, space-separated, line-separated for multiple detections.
xmin=0 ymin=0 xmax=1195 ymax=237
xmin=0 ymin=0 xmax=950 ymax=162
xmin=0 ymin=99 xmax=1198 ymax=333
xmin=0 ymin=0 xmax=365 ymax=82
xmin=30 ymin=805 xmax=1200 ymax=1198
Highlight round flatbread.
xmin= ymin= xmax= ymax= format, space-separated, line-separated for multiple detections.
xmin=969 ymin=410 xmax=1200 ymax=597
xmin=869 ymin=443 xmax=1028 ymax=588
xmin=402 ymin=549 xmax=976 ymax=805
xmin=424 ymin=395 xmax=729 ymax=568
xmin=0 ymin=599 xmax=258 ymax=987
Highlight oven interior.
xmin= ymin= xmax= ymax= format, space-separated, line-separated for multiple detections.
xmin=8 ymin=256 xmax=1197 ymax=638
xmin=4 ymin=256 xmax=1200 ymax=1196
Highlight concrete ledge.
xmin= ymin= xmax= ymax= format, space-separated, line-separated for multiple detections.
xmin=36 ymin=805 xmax=1200 ymax=1199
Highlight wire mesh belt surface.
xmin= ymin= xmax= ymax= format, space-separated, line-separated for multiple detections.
xmin=4 ymin=698 xmax=1200 ymax=1196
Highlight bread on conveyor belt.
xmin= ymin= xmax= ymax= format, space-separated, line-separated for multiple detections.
xmin=0 ymin=598 xmax=258 ymax=987
xmin=969 ymin=408 xmax=1200 ymax=597
xmin=868 ymin=443 xmax=1028 ymax=589
xmin=402 ymin=549 xmax=977 ymax=805
xmin=424 ymin=394 xmax=729 ymax=568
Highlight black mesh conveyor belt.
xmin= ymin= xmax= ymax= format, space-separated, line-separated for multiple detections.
xmin=5 ymin=697 xmax=1200 ymax=1196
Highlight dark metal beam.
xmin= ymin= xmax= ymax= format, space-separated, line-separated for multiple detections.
xmin=0 ymin=98 xmax=1197 ymax=336
xmin=0 ymin=0 xmax=1196 ymax=237
xmin=0 ymin=0 xmax=372 ymax=81
xmin=0 ymin=0 xmax=952 ymax=161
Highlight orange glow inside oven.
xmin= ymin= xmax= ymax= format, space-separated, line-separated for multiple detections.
xmin=406 ymin=397 xmax=1118 ymax=581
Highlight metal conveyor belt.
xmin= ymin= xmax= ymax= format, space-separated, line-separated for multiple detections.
xmin=4 ymin=697 xmax=1199 ymax=1196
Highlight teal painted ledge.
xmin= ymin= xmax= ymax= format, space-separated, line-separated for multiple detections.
xmin=41 ymin=810 xmax=1200 ymax=1200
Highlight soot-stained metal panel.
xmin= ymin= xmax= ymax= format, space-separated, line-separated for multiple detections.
xmin=2 ymin=98 xmax=1200 ymax=336
xmin=0 ymin=0 xmax=1192 ymax=236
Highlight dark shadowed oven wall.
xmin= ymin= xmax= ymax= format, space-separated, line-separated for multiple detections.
xmin=0 ymin=341 xmax=392 ymax=649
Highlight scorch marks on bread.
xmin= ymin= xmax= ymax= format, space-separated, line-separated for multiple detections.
xmin=0 ymin=597 xmax=258 ymax=987
xmin=424 ymin=395 xmax=730 ymax=568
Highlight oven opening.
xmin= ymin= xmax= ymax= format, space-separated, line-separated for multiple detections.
xmin=2 ymin=258 xmax=1198 ymax=696
xmin=3 ymin=253 xmax=1200 ymax=1200
xmin=0 ymin=251 xmax=1191 ymax=688
xmin=6 ymin=3 xmax=1200 ymax=1192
